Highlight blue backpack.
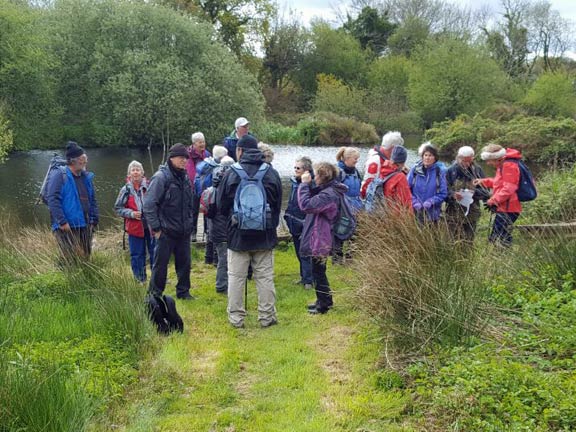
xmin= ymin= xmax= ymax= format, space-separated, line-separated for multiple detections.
xmin=364 ymin=170 xmax=401 ymax=212
xmin=231 ymin=162 xmax=271 ymax=231
xmin=502 ymin=159 xmax=537 ymax=202
xmin=194 ymin=160 xmax=218 ymax=196
xmin=333 ymin=194 xmax=357 ymax=241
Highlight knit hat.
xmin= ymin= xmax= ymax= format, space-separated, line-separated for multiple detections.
xmin=419 ymin=142 xmax=439 ymax=160
xmin=65 ymin=141 xmax=85 ymax=159
xmin=480 ymin=144 xmax=506 ymax=161
xmin=168 ymin=143 xmax=189 ymax=159
xmin=391 ymin=146 xmax=408 ymax=164
xmin=237 ymin=135 xmax=258 ymax=150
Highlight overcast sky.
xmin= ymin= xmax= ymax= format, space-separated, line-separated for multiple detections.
xmin=280 ymin=0 xmax=576 ymax=27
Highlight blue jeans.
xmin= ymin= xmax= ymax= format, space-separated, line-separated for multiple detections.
xmin=489 ymin=212 xmax=519 ymax=247
xmin=293 ymin=235 xmax=313 ymax=284
xmin=128 ymin=229 xmax=155 ymax=282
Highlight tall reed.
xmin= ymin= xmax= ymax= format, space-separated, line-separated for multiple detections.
xmin=352 ymin=209 xmax=494 ymax=353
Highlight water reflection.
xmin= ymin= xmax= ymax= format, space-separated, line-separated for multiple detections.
xmin=0 ymin=144 xmax=421 ymax=229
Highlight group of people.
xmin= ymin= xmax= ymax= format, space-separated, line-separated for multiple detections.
xmin=45 ymin=122 xmax=526 ymax=329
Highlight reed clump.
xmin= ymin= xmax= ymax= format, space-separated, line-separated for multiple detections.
xmin=352 ymin=208 xmax=494 ymax=353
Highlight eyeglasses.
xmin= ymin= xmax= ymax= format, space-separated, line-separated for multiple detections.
xmin=294 ymin=166 xmax=303 ymax=170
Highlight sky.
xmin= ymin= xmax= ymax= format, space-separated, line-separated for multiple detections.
xmin=280 ymin=0 xmax=576 ymax=29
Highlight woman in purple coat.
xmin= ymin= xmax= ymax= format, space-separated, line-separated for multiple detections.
xmin=298 ymin=162 xmax=348 ymax=314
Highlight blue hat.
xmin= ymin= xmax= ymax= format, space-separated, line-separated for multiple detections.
xmin=391 ymin=146 xmax=407 ymax=164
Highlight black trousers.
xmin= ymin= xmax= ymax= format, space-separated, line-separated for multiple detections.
xmin=312 ymin=257 xmax=333 ymax=311
xmin=149 ymin=233 xmax=191 ymax=297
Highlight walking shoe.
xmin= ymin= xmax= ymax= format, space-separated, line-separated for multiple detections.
xmin=303 ymin=283 xmax=313 ymax=290
xmin=176 ymin=293 xmax=195 ymax=300
xmin=260 ymin=319 xmax=278 ymax=328
xmin=307 ymin=302 xmax=333 ymax=310
xmin=230 ymin=321 xmax=244 ymax=329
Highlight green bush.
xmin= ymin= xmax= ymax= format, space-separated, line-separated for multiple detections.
xmin=522 ymin=72 xmax=576 ymax=118
xmin=427 ymin=114 xmax=576 ymax=164
xmin=310 ymin=112 xmax=378 ymax=146
xmin=522 ymin=166 xmax=576 ymax=223
xmin=0 ymin=104 xmax=14 ymax=162
xmin=371 ymin=110 xmax=423 ymax=135
xmin=313 ymin=74 xmax=368 ymax=120
xmin=256 ymin=121 xmax=304 ymax=144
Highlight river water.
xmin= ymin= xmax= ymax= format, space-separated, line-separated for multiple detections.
xmin=0 ymin=142 xmax=423 ymax=229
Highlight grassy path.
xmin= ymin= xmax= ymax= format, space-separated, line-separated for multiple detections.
xmin=100 ymin=247 xmax=409 ymax=431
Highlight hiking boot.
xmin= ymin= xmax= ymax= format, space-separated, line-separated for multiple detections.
xmin=307 ymin=302 xmax=332 ymax=310
xmin=176 ymin=293 xmax=195 ymax=300
xmin=230 ymin=321 xmax=244 ymax=329
xmin=303 ymin=283 xmax=313 ymax=290
xmin=260 ymin=319 xmax=278 ymax=328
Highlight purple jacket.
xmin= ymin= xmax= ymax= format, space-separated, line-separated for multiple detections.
xmin=298 ymin=180 xmax=347 ymax=257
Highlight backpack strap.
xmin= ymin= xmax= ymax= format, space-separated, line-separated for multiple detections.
xmin=373 ymin=146 xmax=389 ymax=162
xmin=232 ymin=162 xmax=270 ymax=181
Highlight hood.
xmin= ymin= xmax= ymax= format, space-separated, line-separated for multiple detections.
xmin=505 ymin=148 xmax=522 ymax=160
xmin=380 ymin=162 xmax=402 ymax=177
xmin=238 ymin=148 xmax=265 ymax=165
xmin=338 ymin=160 xmax=357 ymax=174
xmin=203 ymin=157 xmax=219 ymax=169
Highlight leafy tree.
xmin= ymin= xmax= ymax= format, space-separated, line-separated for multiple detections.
xmin=0 ymin=102 xmax=14 ymax=162
xmin=408 ymin=38 xmax=510 ymax=125
xmin=522 ymin=72 xmax=576 ymax=118
xmin=0 ymin=0 xmax=60 ymax=148
xmin=159 ymin=0 xmax=275 ymax=56
xmin=297 ymin=22 xmax=369 ymax=105
xmin=313 ymin=74 xmax=367 ymax=119
xmin=343 ymin=6 xmax=396 ymax=56
xmin=44 ymin=0 xmax=264 ymax=147
xmin=387 ymin=16 xmax=430 ymax=57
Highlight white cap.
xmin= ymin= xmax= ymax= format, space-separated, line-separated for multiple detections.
xmin=235 ymin=117 xmax=249 ymax=128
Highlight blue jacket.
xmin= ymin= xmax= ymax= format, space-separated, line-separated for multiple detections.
xmin=407 ymin=161 xmax=448 ymax=222
xmin=337 ymin=161 xmax=363 ymax=212
xmin=223 ymin=132 xmax=256 ymax=161
xmin=284 ymin=176 xmax=308 ymax=237
xmin=47 ymin=167 xmax=99 ymax=231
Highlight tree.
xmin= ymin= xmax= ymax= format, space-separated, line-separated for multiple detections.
xmin=343 ymin=6 xmax=396 ymax=56
xmin=159 ymin=0 xmax=275 ymax=57
xmin=387 ymin=16 xmax=430 ymax=57
xmin=522 ymin=72 xmax=576 ymax=117
xmin=296 ymin=21 xmax=369 ymax=105
xmin=262 ymin=13 xmax=309 ymax=104
xmin=0 ymin=102 xmax=14 ymax=162
xmin=408 ymin=38 xmax=510 ymax=125
xmin=313 ymin=74 xmax=367 ymax=120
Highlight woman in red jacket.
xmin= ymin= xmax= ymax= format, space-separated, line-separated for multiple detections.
xmin=474 ymin=144 xmax=522 ymax=247
xmin=114 ymin=160 xmax=155 ymax=282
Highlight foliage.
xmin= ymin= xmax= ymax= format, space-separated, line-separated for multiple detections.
xmin=353 ymin=211 xmax=493 ymax=352
xmin=38 ymin=0 xmax=264 ymax=148
xmin=0 ymin=226 xmax=153 ymax=430
xmin=0 ymin=0 xmax=61 ymax=149
xmin=256 ymin=121 xmax=304 ymax=145
xmin=313 ymin=74 xmax=367 ymax=120
xmin=522 ymin=166 xmax=576 ymax=223
xmin=296 ymin=22 xmax=369 ymax=104
xmin=408 ymin=38 xmax=510 ymax=125
xmin=387 ymin=16 xmax=430 ymax=57
xmin=427 ymin=113 xmax=576 ymax=164
xmin=343 ymin=6 xmax=397 ymax=56
xmin=522 ymin=71 xmax=576 ymax=118
xmin=0 ymin=103 xmax=14 ymax=162
xmin=312 ymin=112 xmax=378 ymax=146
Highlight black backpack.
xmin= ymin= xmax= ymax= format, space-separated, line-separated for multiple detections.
xmin=146 ymin=294 xmax=184 ymax=334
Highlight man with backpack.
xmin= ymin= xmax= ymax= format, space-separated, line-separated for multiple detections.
xmin=216 ymin=135 xmax=282 ymax=328
xmin=144 ymin=143 xmax=195 ymax=300
xmin=46 ymin=141 xmax=99 ymax=262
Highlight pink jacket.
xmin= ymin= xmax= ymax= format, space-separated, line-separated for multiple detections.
xmin=481 ymin=148 xmax=522 ymax=213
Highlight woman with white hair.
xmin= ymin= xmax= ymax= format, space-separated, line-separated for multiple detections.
xmin=473 ymin=143 xmax=524 ymax=247
xmin=114 ymin=160 xmax=155 ymax=282
xmin=445 ymin=146 xmax=490 ymax=243
xmin=360 ymin=131 xmax=404 ymax=198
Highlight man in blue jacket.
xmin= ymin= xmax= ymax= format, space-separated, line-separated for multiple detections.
xmin=46 ymin=141 xmax=99 ymax=262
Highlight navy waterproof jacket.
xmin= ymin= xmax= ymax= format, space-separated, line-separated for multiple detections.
xmin=46 ymin=167 xmax=99 ymax=231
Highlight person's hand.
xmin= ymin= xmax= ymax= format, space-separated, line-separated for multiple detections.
xmin=423 ymin=200 xmax=433 ymax=209
xmin=484 ymin=201 xmax=497 ymax=213
xmin=413 ymin=202 xmax=422 ymax=211
xmin=454 ymin=192 xmax=463 ymax=200
xmin=59 ymin=223 xmax=71 ymax=232
xmin=132 ymin=211 xmax=142 ymax=220
xmin=301 ymin=171 xmax=312 ymax=184
xmin=472 ymin=179 xmax=483 ymax=186
xmin=153 ymin=230 xmax=162 ymax=239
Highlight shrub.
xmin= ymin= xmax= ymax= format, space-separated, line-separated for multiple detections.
xmin=522 ymin=72 xmax=576 ymax=118
xmin=0 ymin=104 xmax=14 ymax=162
xmin=313 ymin=74 xmax=368 ymax=120
xmin=521 ymin=166 xmax=576 ymax=223
xmin=353 ymin=210 xmax=493 ymax=352
xmin=313 ymin=112 xmax=378 ymax=146
xmin=256 ymin=121 xmax=304 ymax=145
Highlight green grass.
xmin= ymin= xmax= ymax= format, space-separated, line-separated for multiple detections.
xmin=93 ymin=243 xmax=409 ymax=431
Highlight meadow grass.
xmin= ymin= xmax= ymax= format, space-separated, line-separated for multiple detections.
xmin=93 ymin=242 xmax=410 ymax=432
